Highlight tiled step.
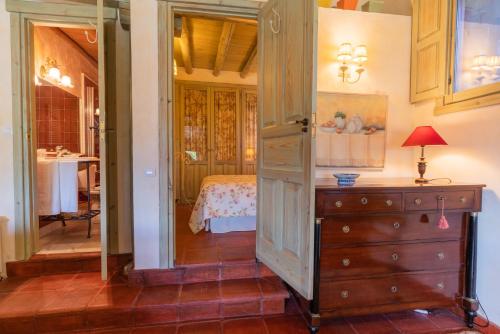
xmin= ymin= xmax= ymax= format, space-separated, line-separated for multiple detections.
xmin=6 ymin=252 xmax=132 ymax=277
xmin=129 ymin=261 xmax=277 ymax=286
xmin=0 ymin=274 xmax=289 ymax=333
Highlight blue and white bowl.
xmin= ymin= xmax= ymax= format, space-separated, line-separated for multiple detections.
xmin=333 ymin=173 xmax=360 ymax=187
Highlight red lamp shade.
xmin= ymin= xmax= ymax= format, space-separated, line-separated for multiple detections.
xmin=402 ymin=126 xmax=448 ymax=147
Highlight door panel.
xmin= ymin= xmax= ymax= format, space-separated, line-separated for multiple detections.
xmin=256 ymin=0 xmax=317 ymax=300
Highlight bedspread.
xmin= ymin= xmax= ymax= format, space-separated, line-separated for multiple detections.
xmin=189 ymin=175 xmax=257 ymax=234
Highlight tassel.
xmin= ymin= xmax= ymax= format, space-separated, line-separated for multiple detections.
xmin=438 ymin=196 xmax=449 ymax=230
xmin=438 ymin=215 xmax=449 ymax=230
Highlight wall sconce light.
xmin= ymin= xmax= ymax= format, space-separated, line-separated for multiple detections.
xmin=39 ymin=57 xmax=74 ymax=88
xmin=174 ymin=59 xmax=178 ymax=76
xmin=337 ymin=43 xmax=368 ymax=84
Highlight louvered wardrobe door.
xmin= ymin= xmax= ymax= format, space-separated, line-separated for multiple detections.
xmin=210 ymin=88 xmax=241 ymax=175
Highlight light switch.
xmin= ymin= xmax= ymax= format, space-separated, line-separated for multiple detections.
xmin=144 ymin=168 xmax=156 ymax=177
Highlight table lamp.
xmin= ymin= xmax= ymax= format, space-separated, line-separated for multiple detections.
xmin=402 ymin=126 xmax=448 ymax=184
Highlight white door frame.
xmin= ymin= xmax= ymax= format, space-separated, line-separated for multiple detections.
xmin=157 ymin=0 xmax=264 ymax=268
xmin=7 ymin=2 xmax=116 ymax=262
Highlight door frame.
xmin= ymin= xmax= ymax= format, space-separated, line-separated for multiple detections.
xmin=7 ymin=2 xmax=117 ymax=264
xmin=157 ymin=0 xmax=263 ymax=268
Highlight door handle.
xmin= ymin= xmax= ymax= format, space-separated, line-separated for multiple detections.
xmin=295 ymin=118 xmax=309 ymax=133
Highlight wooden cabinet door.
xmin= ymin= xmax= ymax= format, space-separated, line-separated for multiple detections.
xmin=256 ymin=0 xmax=317 ymax=300
xmin=242 ymin=89 xmax=257 ymax=175
xmin=410 ymin=0 xmax=449 ymax=102
xmin=211 ymin=87 xmax=241 ymax=175
xmin=180 ymin=85 xmax=210 ymax=202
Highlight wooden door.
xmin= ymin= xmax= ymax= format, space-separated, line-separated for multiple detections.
xmin=256 ymin=0 xmax=317 ymax=299
xmin=180 ymin=85 xmax=210 ymax=202
xmin=211 ymin=87 xmax=241 ymax=175
xmin=97 ymin=0 xmax=108 ymax=280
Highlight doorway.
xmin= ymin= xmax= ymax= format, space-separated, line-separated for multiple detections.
xmin=33 ymin=24 xmax=102 ymax=255
xmin=171 ymin=13 xmax=259 ymax=267
xmin=9 ymin=1 xmax=132 ymax=280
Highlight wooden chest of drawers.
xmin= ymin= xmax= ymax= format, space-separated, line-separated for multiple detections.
xmin=306 ymin=179 xmax=484 ymax=333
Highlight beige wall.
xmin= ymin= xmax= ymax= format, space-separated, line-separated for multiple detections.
xmin=130 ymin=0 xmax=161 ymax=269
xmin=0 ymin=0 xmax=16 ymax=263
xmin=413 ymin=101 xmax=500 ymax=323
xmin=34 ymin=26 xmax=98 ymax=98
xmin=316 ymin=8 xmax=414 ymax=178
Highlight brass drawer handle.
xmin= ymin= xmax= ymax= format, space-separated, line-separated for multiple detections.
xmin=342 ymin=225 xmax=350 ymax=234
xmin=391 ymin=286 xmax=398 ymax=293
xmin=336 ymin=200 xmax=343 ymax=208
xmin=437 ymin=282 xmax=445 ymax=290
xmin=437 ymin=252 xmax=445 ymax=260
xmin=340 ymin=290 xmax=349 ymax=299
xmin=361 ymin=197 xmax=368 ymax=205
xmin=386 ymin=199 xmax=393 ymax=207
xmin=460 ymin=196 xmax=467 ymax=203
xmin=392 ymin=253 xmax=399 ymax=261
xmin=414 ymin=198 xmax=422 ymax=206
xmin=393 ymin=222 xmax=401 ymax=230
xmin=342 ymin=258 xmax=351 ymax=267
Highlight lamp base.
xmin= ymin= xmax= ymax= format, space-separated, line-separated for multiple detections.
xmin=414 ymin=177 xmax=430 ymax=184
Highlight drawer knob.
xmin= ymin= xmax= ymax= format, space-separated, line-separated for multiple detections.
xmin=361 ymin=197 xmax=368 ymax=205
xmin=386 ymin=199 xmax=393 ymax=207
xmin=393 ymin=222 xmax=401 ymax=230
xmin=414 ymin=198 xmax=422 ymax=206
xmin=392 ymin=253 xmax=399 ymax=261
xmin=391 ymin=286 xmax=398 ymax=293
xmin=342 ymin=225 xmax=351 ymax=234
xmin=437 ymin=252 xmax=445 ymax=260
xmin=336 ymin=200 xmax=343 ymax=208
xmin=460 ymin=196 xmax=467 ymax=203
xmin=342 ymin=258 xmax=351 ymax=267
xmin=340 ymin=290 xmax=349 ymax=299
xmin=437 ymin=282 xmax=445 ymax=290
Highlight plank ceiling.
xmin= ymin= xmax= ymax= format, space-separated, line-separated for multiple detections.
xmin=59 ymin=27 xmax=98 ymax=62
xmin=174 ymin=15 xmax=258 ymax=77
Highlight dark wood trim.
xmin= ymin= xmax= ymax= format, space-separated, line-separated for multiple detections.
xmin=464 ymin=212 xmax=479 ymax=328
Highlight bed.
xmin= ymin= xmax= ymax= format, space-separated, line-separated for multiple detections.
xmin=189 ymin=175 xmax=257 ymax=234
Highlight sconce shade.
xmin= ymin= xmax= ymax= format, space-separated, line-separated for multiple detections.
xmin=337 ymin=42 xmax=353 ymax=62
xmin=402 ymin=126 xmax=448 ymax=147
xmin=353 ymin=45 xmax=368 ymax=63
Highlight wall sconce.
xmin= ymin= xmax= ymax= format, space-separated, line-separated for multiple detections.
xmin=39 ymin=57 xmax=74 ymax=88
xmin=337 ymin=43 xmax=368 ymax=84
xmin=174 ymin=59 xmax=178 ymax=76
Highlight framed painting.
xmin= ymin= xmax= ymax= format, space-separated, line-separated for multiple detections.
xmin=316 ymin=92 xmax=388 ymax=168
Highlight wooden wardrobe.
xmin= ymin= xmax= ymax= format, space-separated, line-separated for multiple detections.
xmin=174 ymin=81 xmax=257 ymax=203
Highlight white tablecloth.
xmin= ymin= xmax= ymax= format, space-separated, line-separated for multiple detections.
xmin=37 ymin=158 xmax=79 ymax=215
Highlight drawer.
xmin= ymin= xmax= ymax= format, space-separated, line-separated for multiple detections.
xmin=319 ymin=271 xmax=460 ymax=310
xmin=321 ymin=212 xmax=465 ymax=245
xmin=320 ymin=241 xmax=463 ymax=278
xmin=405 ymin=190 xmax=476 ymax=211
xmin=322 ymin=193 xmax=402 ymax=215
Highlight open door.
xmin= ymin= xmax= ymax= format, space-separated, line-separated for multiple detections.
xmin=97 ymin=0 xmax=108 ymax=280
xmin=256 ymin=0 xmax=317 ymax=299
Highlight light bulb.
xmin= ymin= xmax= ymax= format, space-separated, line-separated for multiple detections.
xmin=60 ymin=75 xmax=73 ymax=88
xmin=48 ymin=67 xmax=61 ymax=81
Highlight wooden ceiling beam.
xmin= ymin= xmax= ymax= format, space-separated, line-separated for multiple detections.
xmin=240 ymin=36 xmax=257 ymax=79
xmin=213 ymin=22 xmax=236 ymax=77
xmin=179 ymin=17 xmax=193 ymax=74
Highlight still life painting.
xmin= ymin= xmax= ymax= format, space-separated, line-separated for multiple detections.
xmin=316 ymin=92 xmax=388 ymax=168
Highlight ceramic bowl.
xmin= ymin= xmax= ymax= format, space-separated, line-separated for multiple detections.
xmin=333 ymin=173 xmax=360 ymax=187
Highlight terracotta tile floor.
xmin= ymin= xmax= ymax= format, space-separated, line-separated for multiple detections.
xmin=175 ymin=205 xmax=256 ymax=266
